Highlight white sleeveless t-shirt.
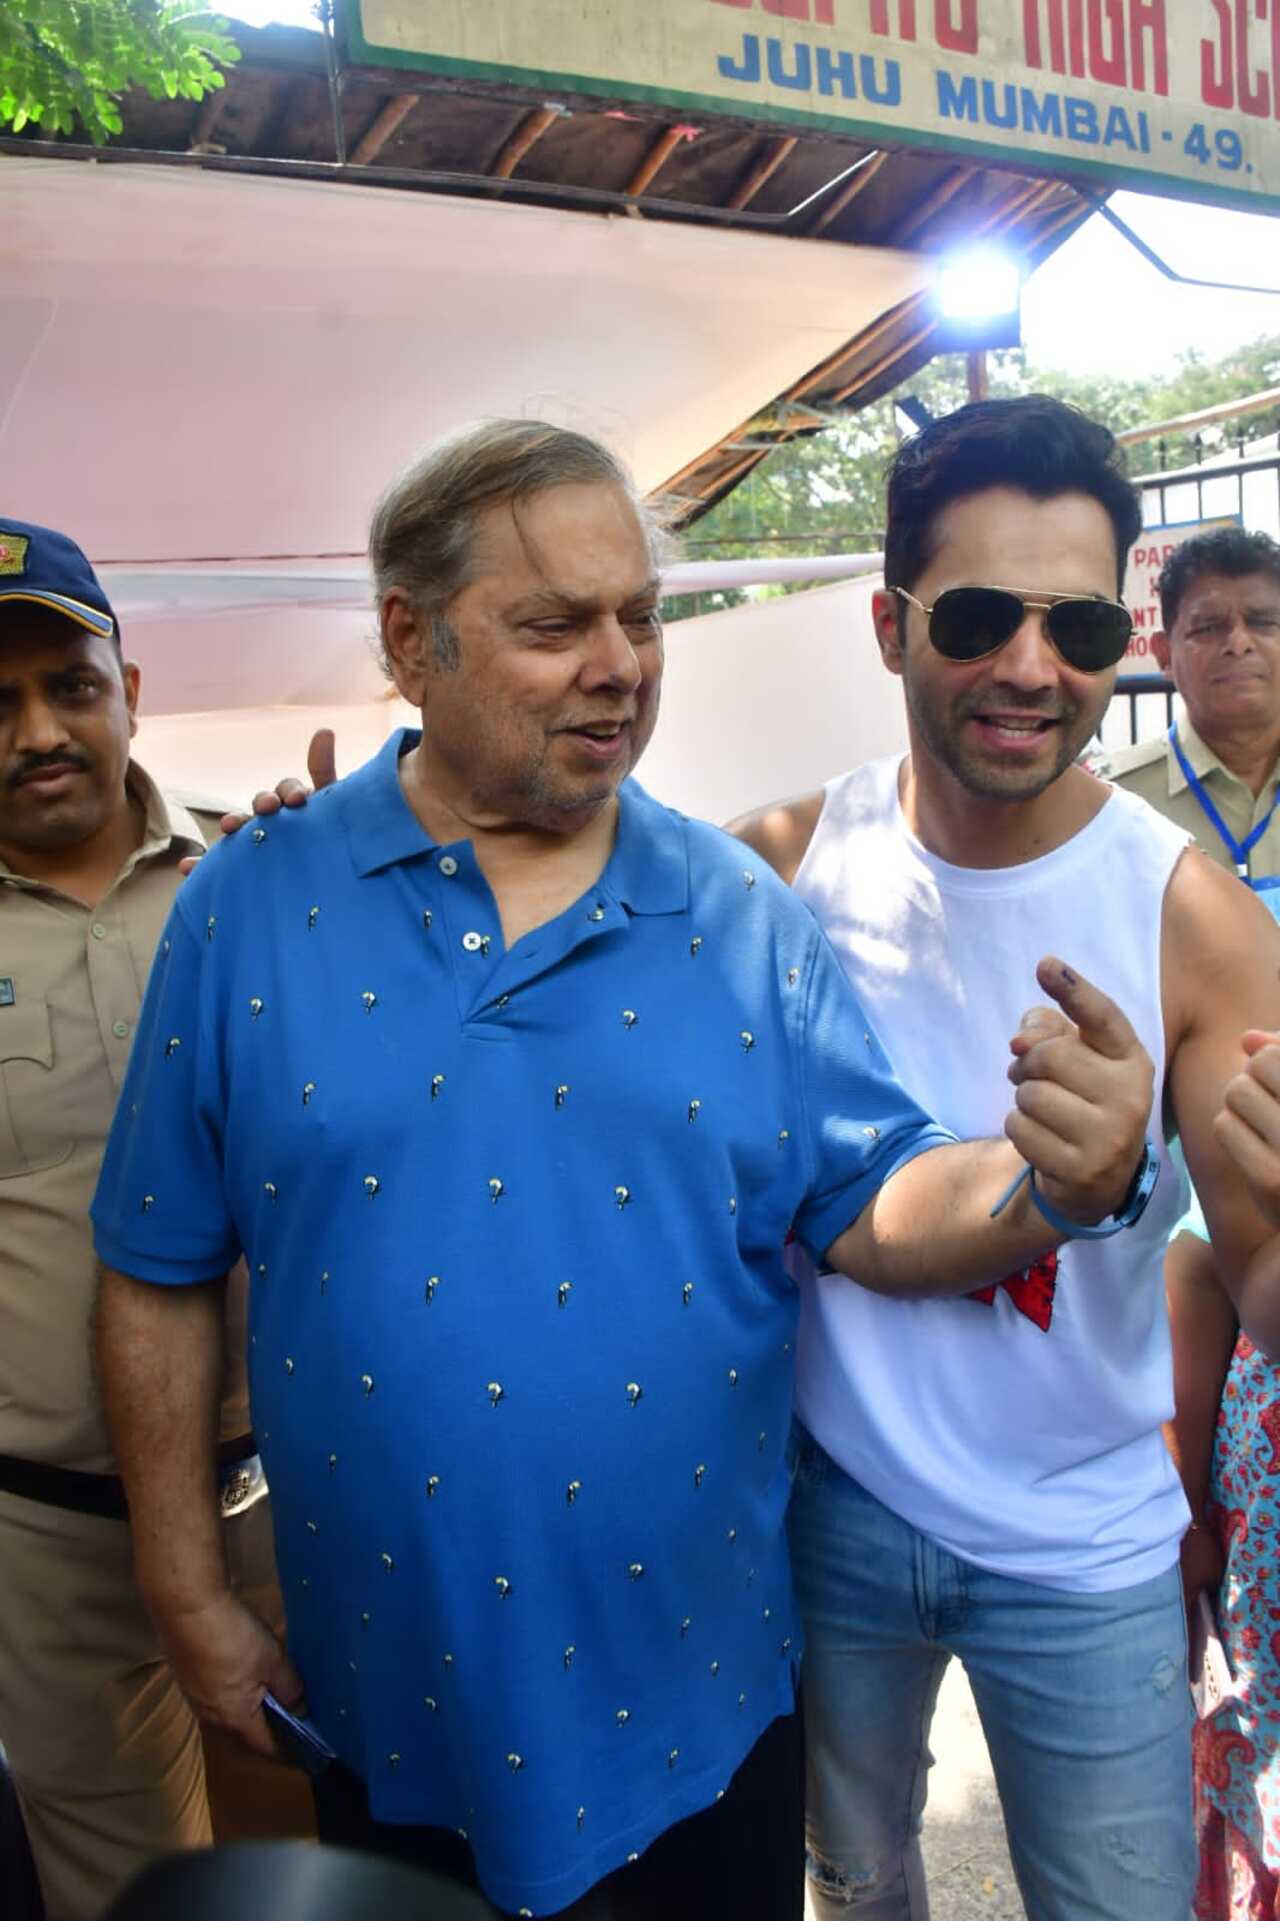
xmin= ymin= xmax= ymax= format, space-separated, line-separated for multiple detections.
xmin=792 ymin=758 xmax=1192 ymax=1592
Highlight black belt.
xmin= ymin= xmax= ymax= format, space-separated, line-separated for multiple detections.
xmin=0 ymin=1433 xmax=257 ymax=1521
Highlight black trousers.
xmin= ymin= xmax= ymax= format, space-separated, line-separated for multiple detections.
xmin=311 ymin=1707 xmax=805 ymax=1920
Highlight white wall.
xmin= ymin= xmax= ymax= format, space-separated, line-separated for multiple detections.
xmin=132 ymin=699 xmax=409 ymax=810
xmin=640 ymin=576 xmax=909 ymax=825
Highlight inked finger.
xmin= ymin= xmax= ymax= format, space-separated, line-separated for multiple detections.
xmin=1035 ymin=955 xmax=1138 ymax=1063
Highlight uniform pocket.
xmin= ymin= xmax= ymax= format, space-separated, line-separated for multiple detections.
xmin=0 ymin=999 xmax=73 ymax=1178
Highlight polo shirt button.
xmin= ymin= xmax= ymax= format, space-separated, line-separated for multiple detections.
xmin=439 ymin=856 xmax=459 ymax=876
xmin=112 ymin=1019 xmax=130 ymax=1039
xmin=91 ymin=923 xmax=107 ymax=940
xmin=462 ymin=931 xmax=485 ymax=953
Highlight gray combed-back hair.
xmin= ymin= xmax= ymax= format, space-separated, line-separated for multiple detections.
xmin=369 ymin=418 xmax=668 ymax=672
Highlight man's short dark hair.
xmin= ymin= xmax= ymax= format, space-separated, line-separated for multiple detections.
xmin=1158 ymin=526 xmax=1280 ymax=631
xmin=883 ymin=395 xmax=1142 ymax=600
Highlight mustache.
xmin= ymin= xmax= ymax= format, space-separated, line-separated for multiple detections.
xmin=9 ymin=750 xmax=91 ymax=789
xmin=959 ymin=693 xmax=1073 ymax=721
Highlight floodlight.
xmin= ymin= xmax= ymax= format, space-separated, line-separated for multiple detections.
xmin=932 ymin=245 xmax=1023 ymax=351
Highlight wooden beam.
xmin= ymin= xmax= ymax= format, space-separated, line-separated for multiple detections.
xmin=626 ymin=125 xmax=691 ymax=198
xmin=786 ymin=290 xmax=931 ymax=405
xmin=890 ymin=164 xmax=978 ymax=244
xmin=828 ymin=318 xmax=938 ymax=406
xmin=807 ymin=148 xmax=889 ymax=237
xmin=1019 ymin=193 xmax=1092 ymax=254
xmin=727 ymin=136 xmax=798 ymax=212
xmin=350 ymin=93 xmax=419 ymax=166
xmin=492 ymin=105 xmax=563 ymax=180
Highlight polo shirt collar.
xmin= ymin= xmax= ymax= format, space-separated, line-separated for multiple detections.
xmin=605 ymin=779 xmax=689 ymax=916
xmin=343 ymin=730 xmax=688 ymax=914
xmin=343 ymin=731 xmax=439 ymax=877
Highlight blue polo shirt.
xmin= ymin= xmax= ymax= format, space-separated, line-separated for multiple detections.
xmin=93 ymin=731 xmax=951 ymax=1916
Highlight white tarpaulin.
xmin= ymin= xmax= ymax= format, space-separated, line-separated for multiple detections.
xmin=2 ymin=155 xmax=931 ymax=713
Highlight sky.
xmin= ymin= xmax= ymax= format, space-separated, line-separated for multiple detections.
xmin=219 ymin=1 xmax=1280 ymax=382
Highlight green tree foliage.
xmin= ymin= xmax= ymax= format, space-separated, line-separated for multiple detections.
xmin=0 ymin=1 xmax=240 ymax=143
xmin=669 ymin=333 xmax=1280 ymax=614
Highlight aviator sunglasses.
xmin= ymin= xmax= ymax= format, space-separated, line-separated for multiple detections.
xmin=892 ymin=584 xmax=1133 ymax=674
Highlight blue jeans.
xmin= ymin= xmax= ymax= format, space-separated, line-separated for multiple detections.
xmin=788 ymin=1425 xmax=1195 ymax=1920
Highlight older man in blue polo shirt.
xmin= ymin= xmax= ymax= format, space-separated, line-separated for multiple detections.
xmin=91 ymin=421 xmax=1154 ymax=1920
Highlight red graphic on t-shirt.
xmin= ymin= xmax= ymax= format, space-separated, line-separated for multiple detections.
xmin=967 ymin=1252 xmax=1058 ymax=1333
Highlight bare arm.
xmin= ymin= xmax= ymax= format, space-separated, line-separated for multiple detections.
xmin=826 ymin=1135 xmax=1064 ymax=1294
xmin=1165 ymin=851 xmax=1280 ymax=1354
xmin=1165 ymin=1234 xmax=1236 ymax=1523
xmin=726 ymin=790 xmax=825 ymax=886
xmin=1165 ymin=1234 xmax=1235 ymax=1622
xmin=95 ymin=1267 xmax=302 ymax=1755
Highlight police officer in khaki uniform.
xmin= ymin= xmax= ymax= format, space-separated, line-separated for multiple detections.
xmin=0 ymin=521 xmax=311 ymax=1921
xmin=1105 ymin=527 xmax=1280 ymax=901
xmin=1105 ymin=525 xmax=1280 ymax=1676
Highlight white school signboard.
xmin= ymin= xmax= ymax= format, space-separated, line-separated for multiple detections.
xmin=349 ymin=1 xmax=1280 ymax=212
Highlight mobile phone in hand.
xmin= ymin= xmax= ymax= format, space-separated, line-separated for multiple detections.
xmin=261 ymin=1690 xmax=337 ymax=1775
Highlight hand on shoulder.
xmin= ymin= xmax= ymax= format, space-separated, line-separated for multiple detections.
xmin=178 ymin=730 xmax=338 ymax=875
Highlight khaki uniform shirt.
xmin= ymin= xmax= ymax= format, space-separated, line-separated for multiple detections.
xmin=0 ymin=763 xmax=250 ymax=1471
xmin=1103 ymin=717 xmax=1280 ymax=881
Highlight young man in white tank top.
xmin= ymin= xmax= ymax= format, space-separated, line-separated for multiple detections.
xmin=731 ymin=396 xmax=1280 ymax=1921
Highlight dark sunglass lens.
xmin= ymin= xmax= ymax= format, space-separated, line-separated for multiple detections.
xmin=1047 ymin=599 xmax=1132 ymax=671
xmin=929 ymin=588 xmax=1024 ymax=661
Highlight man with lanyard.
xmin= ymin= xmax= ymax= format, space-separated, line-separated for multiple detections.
xmin=1106 ymin=527 xmax=1280 ymax=918
xmin=0 ymin=521 xmax=312 ymax=1921
xmin=1107 ymin=527 xmax=1280 ymax=1911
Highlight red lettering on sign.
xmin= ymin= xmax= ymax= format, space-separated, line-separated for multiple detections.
xmin=1089 ymin=0 xmax=1125 ymax=85
xmin=1024 ymin=0 xmax=1085 ymax=78
xmin=709 ymin=0 xmax=835 ymax=16
xmin=1023 ymin=0 xmax=1166 ymax=92
xmin=870 ymin=0 xmax=919 ymax=36
xmin=1236 ymin=0 xmax=1271 ymax=117
xmin=935 ymin=0 xmax=979 ymax=52
xmin=1203 ymin=0 xmax=1233 ymax=107
xmin=1129 ymin=0 xmax=1168 ymax=94
xmin=1202 ymin=0 xmax=1278 ymax=114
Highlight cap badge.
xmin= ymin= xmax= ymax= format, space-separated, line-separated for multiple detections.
xmin=0 ymin=534 xmax=29 ymax=576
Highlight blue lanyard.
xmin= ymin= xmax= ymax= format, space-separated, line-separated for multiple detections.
xmin=1168 ymin=724 xmax=1280 ymax=881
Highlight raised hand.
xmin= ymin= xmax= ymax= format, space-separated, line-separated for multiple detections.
xmin=1216 ymin=1029 xmax=1280 ymax=1229
xmin=1005 ymin=955 xmax=1154 ymax=1227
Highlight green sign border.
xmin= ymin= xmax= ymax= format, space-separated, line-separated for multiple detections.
xmin=343 ymin=5 xmax=1280 ymax=218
